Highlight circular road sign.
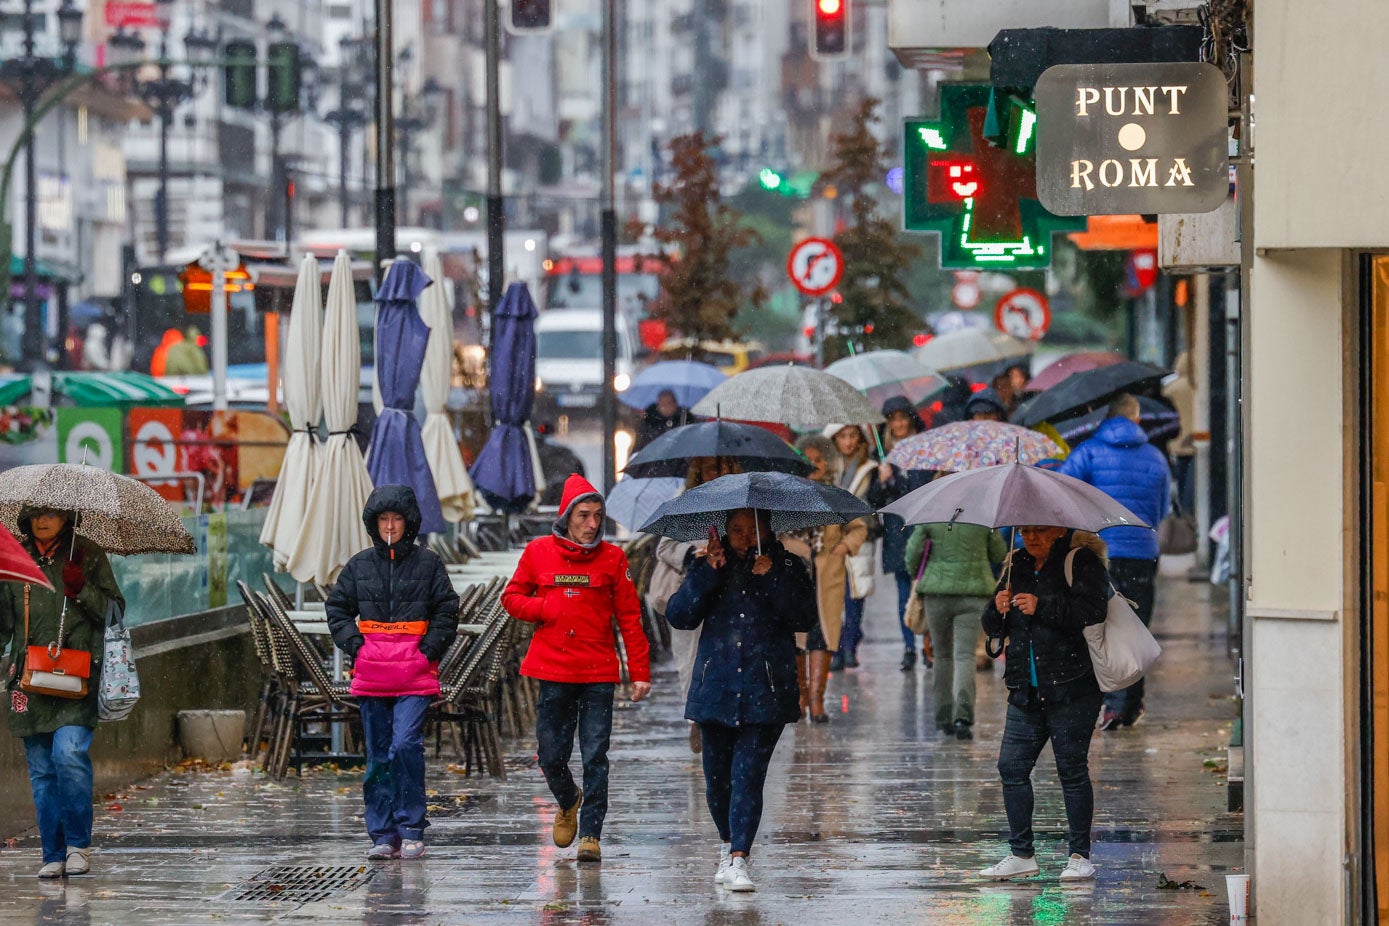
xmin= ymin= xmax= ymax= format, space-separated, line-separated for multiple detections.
xmin=787 ymin=237 xmax=844 ymax=297
xmin=951 ymin=279 xmax=981 ymax=310
xmin=994 ymin=287 xmax=1052 ymax=341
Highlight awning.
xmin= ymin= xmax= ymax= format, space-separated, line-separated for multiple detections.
xmin=8 ymin=254 xmax=81 ymax=282
xmin=0 ymin=372 xmax=183 ymax=408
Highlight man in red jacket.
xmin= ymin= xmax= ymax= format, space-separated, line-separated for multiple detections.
xmin=503 ymin=473 xmax=651 ymax=864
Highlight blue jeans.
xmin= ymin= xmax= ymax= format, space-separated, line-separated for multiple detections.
xmin=1103 ymin=558 xmax=1159 ymax=718
xmin=841 ymin=588 xmax=866 ymax=657
xmin=894 ymin=570 xmax=916 ymax=650
xmin=699 ymin=722 xmax=783 ymax=855
xmin=359 ymin=695 xmax=431 ymax=846
xmin=996 ymin=685 xmax=1103 ymax=859
xmin=23 ymin=725 xmax=95 ymax=864
xmin=536 ymin=681 xmax=614 ymax=839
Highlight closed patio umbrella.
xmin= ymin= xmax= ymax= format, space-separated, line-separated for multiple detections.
xmin=366 ymin=260 xmax=446 ymax=534
xmin=470 ymin=282 xmax=539 ymax=512
xmin=287 ymin=250 xmax=374 ymax=585
xmin=420 ymin=250 xmax=476 ymax=523
xmin=259 ymin=254 xmax=322 ymax=567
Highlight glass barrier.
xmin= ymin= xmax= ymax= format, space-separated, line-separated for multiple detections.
xmin=112 ymin=508 xmax=276 ymax=627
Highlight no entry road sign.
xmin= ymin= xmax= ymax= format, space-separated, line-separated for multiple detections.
xmin=787 ymin=237 xmax=844 ymax=297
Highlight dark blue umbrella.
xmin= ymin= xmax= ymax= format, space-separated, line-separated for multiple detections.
xmin=639 ymin=471 xmax=873 ymax=542
xmin=1053 ymin=395 xmax=1181 ymax=446
xmin=618 ymin=360 xmax=726 ymax=410
xmin=366 ymin=261 xmax=446 ymax=534
xmin=623 ymin=420 xmax=811 ymax=479
xmin=470 ymin=282 xmax=538 ymax=512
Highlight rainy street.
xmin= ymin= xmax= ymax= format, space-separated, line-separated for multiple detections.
xmin=0 ymin=557 xmax=1240 ymax=925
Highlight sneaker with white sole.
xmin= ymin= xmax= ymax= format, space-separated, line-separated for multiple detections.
xmin=725 ymin=857 xmax=756 ymax=892
xmin=400 ymin=840 xmax=426 ymax=860
xmin=979 ymin=853 xmax=1039 ymax=880
xmin=713 ymin=844 xmax=732 ymax=884
xmin=36 ymin=861 xmax=65 ymax=879
xmin=1059 ymin=853 xmax=1096 ymax=881
xmin=65 ymin=848 xmax=90 ymax=875
xmin=366 ymin=842 xmax=400 ymax=860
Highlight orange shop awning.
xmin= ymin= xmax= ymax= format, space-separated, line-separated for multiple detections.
xmin=1066 ymin=214 xmax=1159 ymax=251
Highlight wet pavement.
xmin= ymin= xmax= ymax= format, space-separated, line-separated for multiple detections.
xmin=0 ymin=560 xmax=1242 ymax=924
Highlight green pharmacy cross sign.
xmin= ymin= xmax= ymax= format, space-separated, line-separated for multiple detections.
xmin=903 ymin=84 xmax=1085 ymax=269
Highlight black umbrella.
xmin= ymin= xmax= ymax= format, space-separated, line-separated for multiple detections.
xmin=639 ymin=471 xmax=873 ymax=543
xmin=624 ymin=420 xmax=811 ymax=479
xmin=1054 ymin=395 xmax=1181 ymax=446
xmin=1013 ymin=360 xmax=1168 ymax=427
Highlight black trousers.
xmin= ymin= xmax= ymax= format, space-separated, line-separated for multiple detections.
xmin=698 ymin=722 xmax=784 ymax=855
xmin=1104 ymin=557 xmax=1158 ymax=716
xmin=535 ymin=681 xmax=615 ymax=839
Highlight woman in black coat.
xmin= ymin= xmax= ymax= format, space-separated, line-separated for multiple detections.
xmin=666 ymin=508 xmax=815 ymax=894
xmin=978 ymin=526 xmax=1108 ymax=884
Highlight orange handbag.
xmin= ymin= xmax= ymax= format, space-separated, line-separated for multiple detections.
xmin=18 ymin=585 xmax=90 ymax=700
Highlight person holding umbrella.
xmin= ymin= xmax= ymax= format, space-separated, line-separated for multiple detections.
xmin=978 ymin=525 xmax=1109 ymax=883
xmin=869 ymin=397 xmax=932 ymax=672
xmin=666 ymin=507 xmax=815 ymax=892
xmin=823 ymin=424 xmax=878 ymax=671
xmin=636 ymin=389 xmax=688 ymax=451
xmin=1 ymin=508 xmax=123 ymax=879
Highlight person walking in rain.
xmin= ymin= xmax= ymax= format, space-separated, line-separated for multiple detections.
xmin=978 ymin=526 xmax=1108 ymax=882
xmin=326 ymin=485 xmax=461 ymax=861
xmin=1058 ymin=393 xmax=1169 ymax=730
xmin=904 ymin=504 xmax=1009 ymax=740
xmin=666 ymin=507 xmax=815 ymax=892
xmin=0 ymin=508 xmax=123 ymax=878
xmin=868 ymin=396 xmax=932 ymax=671
xmin=822 ymin=424 xmax=877 ymax=670
xmin=503 ymin=473 xmax=652 ymax=864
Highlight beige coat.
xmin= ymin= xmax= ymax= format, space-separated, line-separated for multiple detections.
xmin=782 ymin=517 xmax=869 ymax=652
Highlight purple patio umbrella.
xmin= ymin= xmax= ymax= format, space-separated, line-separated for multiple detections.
xmin=366 ymin=260 xmax=446 ymax=534
xmin=470 ymin=282 xmax=539 ymax=512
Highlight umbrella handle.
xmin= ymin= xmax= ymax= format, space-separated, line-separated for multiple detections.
xmin=755 ymin=514 xmax=762 ymax=556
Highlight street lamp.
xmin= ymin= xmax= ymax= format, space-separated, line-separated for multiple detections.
xmin=395 ymin=68 xmax=442 ymax=225
xmin=0 ymin=0 xmax=83 ymax=369
xmin=323 ymin=35 xmax=372 ymax=227
xmin=111 ymin=1 xmax=217 ymax=263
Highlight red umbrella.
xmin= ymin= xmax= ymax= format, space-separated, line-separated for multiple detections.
xmin=1025 ymin=351 xmax=1127 ymax=392
xmin=0 ymin=522 xmax=52 ymax=589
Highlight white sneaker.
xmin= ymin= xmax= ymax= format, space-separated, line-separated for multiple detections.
xmin=37 ymin=860 xmax=65 ymax=879
xmin=714 ymin=844 xmax=732 ymax=884
xmin=725 ymin=856 xmax=756 ymax=892
xmin=400 ymin=840 xmax=426 ymax=859
xmin=366 ymin=842 xmax=400 ymax=860
xmin=65 ymin=848 xmax=90 ymax=875
xmin=1059 ymin=853 xmax=1096 ymax=881
xmin=979 ymin=853 xmax=1039 ymax=880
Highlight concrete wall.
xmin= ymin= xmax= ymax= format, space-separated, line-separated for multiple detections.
xmin=1245 ymin=249 xmax=1349 ymax=922
xmin=1254 ymin=0 xmax=1389 ymax=248
xmin=886 ymin=0 xmax=1116 ymax=52
xmin=2 ymin=608 xmax=261 ymax=838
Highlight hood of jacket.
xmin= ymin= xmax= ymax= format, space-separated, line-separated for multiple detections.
xmin=553 ymin=473 xmax=604 ymax=550
xmin=1093 ymin=415 xmax=1150 ymax=449
xmin=880 ymin=396 xmax=926 ymax=437
xmin=362 ymin=484 xmax=422 ymax=555
xmin=965 ymin=388 xmax=1007 ymax=419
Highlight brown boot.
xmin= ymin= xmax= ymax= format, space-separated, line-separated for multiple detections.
xmin=808 ymin=650 xmax=832 ymax=723
xmin=796 ymin=653 xmax=810 ymax=719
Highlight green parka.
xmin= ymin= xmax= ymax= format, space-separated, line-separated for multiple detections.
xmin=0 ymin=531 xmax=124 ymax=738
xmin=904 ymin=522 xmax=1008 ymax=599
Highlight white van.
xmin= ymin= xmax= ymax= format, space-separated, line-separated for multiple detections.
xmin=533 ymin=309 xmax=635 ymax=416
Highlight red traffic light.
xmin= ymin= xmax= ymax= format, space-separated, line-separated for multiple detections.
xmin=811 ymin=0 xmax=848 ymax=59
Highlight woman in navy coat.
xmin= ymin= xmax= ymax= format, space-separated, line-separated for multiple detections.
xmin=666 ymin=508 xmax=816 ymax=893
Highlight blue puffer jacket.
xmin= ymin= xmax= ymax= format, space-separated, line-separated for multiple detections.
xmin=1057 ymin=417 xmax=1169 ymax=560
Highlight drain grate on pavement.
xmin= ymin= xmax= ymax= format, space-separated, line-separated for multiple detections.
xmin=223 ymin=865 xmax=377 ymax=904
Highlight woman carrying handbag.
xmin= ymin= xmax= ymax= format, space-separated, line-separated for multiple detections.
xmin=0 ymin=508 xmax=123 ymax=879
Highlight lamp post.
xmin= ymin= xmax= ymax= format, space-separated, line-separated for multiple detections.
xmin=0 ymin=0 xmax=82 ymax=369
xmin=395 ymin=73 xmax=442 ymax=225
xmin=109 ymin=2 xmax=218 ymax=264
xmin=324 ymin=35 xmax=371 ymax=228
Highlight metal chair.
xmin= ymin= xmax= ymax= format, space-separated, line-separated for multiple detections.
xmin=236 ymin=580 xmax=282 ymax=763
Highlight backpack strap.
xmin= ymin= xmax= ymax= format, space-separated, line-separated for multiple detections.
xmin=1063 ymin=547 xmax=1079 ymax=587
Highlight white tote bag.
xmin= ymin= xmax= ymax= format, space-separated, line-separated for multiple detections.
xmin=1064 ymin=549 xmax=1161 ymax=693
xmin=97 ymin=601 xmax=141 ymax=722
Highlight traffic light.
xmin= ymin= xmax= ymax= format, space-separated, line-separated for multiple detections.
xmin=266 ymin=40 xmax=302 ymax=113
xmin=509 ymin=0 xmax=552 ymax=32
xmin=811 ymin=0 xmax=848 ymax=59
xmin=223 ymin=39 xmax=258 ymax=109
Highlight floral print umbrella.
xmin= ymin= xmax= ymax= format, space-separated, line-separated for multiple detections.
xmin=885 ymin=421 xmax=1061 ymax=473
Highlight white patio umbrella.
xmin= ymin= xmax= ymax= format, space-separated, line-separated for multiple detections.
xmin=287 ymin=250 xmax=373 ymax=585
xmin=259 ymin=254 xmax=323 ymax=567
xmin=420 ymin=249 xmax=477 ymax=523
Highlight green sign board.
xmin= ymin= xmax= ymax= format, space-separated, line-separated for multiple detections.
xmin=903 ymin=84 xmax=1085 ymax=269
xmin=56 ymin=407 xmax=124 ymax=472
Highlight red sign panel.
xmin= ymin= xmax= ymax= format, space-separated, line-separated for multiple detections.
xmin=994 ymin=288 xmax=1051 ymax=341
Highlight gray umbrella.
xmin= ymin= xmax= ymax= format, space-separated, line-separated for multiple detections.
xmin=879 ymin=462 xmax=1148 ymax=532
xmin=639 ymin=471 xmax=873 ymax=541
xmin=0 ymin=463 xmax=196 ymax=555
xmin=690 ymin=365 xmax=884 ymax=430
